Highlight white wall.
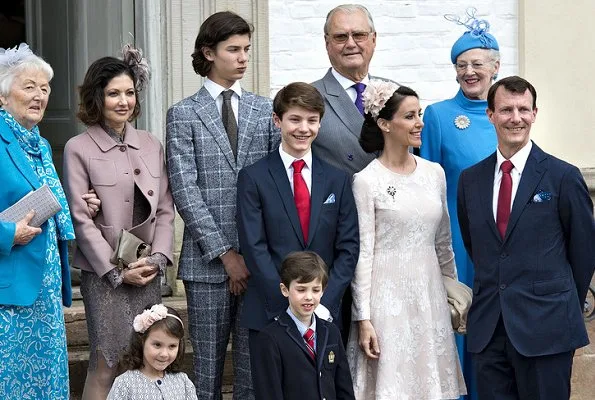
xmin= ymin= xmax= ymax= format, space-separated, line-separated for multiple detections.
xmin=269 ymin=0 xmax=518 ymax=108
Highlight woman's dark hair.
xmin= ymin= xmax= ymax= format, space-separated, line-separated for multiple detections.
xmin=359 ymin=85 xmax=419 ymax=153
xmin=191 ymin=11 xmax=253 ymax=77
xmin=120 ymin=305 xmax=186 ymax=373
xmin=77 ymin=56 xmax=140 ymax=126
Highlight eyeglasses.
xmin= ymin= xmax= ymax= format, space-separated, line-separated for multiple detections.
xmin=327 ymin=31 xmax=373 ymax=44
xmin=455 ymin=61 xmax=492 ymax=71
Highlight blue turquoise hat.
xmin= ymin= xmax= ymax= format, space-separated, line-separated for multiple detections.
xmin=447 ymin=8 xmax=500 ymax=64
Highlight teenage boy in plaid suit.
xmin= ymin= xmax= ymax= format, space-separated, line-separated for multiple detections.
xmin=165 ymin=11 xmax=279 ymax=400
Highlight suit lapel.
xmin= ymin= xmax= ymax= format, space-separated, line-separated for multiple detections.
xmin=321 ymin=69 xmax=363 ymax=139
xmin=268 ymin=152 xmax=306 ymax=246
xmin=278 ymin=313 xmax=316 ymax=364
xmin=191 ymin=87 xmax=236 ymax=169
xmin=236 ymin=90 xmax=258 ymax=168
xmin=315 ymin=317 xmax=329 ymax=370
xmin=0 ymin=121 xmax=39 ymax=189
xmin=307 ymin=156 xmax=325 ymax=247
xmin=477 ymin=153 xmax=501 ymax=241
xmin=504 ymin=144 xmax=546 ymax=242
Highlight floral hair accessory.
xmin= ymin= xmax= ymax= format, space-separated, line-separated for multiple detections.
xmin=445 ymin=7 xmax=500 ymax=63
xmin=0 ymin=43 xmax=35 ymax=68
xmin=133 ymin=304 xmax=184 ymax=333
xmin=121 ymin=43 xmax=150 ymax=92
xmin=362 ymin=79 xmax=400 ymax=120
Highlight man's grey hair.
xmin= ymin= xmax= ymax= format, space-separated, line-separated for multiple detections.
xmin=323 ymin=4 xmax=375 ymax=35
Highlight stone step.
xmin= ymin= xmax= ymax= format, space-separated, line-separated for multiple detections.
xmin=66 ymin=296 xmax=234 ymax=398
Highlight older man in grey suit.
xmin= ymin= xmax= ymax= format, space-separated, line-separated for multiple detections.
xmin=312 ymin=4 xmax=388 ymax=176
xmin=166 ymin=12 xmax=279 ymax=400
xmin=312 ymin=4 xmax=391 ymax=340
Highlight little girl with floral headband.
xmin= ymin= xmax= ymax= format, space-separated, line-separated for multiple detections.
xmin=107 ymin=304 xmax=198 ymax=400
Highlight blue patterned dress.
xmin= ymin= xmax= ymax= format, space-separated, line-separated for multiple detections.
xmin=0 ymin=109 xmax=75 ymax=399
xmin=419 ymin=89 xmax=497 ymax=400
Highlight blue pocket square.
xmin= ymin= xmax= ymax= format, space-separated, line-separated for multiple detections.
xmin=531 ymin=190 xmax=552 ymax=203
xmin=323 ymin=193 xmax=336 ymax=204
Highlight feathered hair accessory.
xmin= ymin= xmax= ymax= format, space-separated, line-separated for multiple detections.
xmin=121 ymin=44 xmax=150 ymax=92
xmin=0 ymin=43 xmax=35 ymax=68
xmin=132 ymin=304 xmax=184 ymax=333
xmin=362 ymin=79 xmax=400 ymax=120
xmin=445 ymin=7 xmax=499 ymax=63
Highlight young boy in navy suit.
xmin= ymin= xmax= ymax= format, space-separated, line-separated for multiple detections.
xmin=236 ymin=82 xmax=359 ymax=380
xmin=251 ymin=251 xmax=355 ymax=400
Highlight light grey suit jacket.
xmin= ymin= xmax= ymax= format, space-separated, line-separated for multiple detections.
xmin=311 ymin=68 xmax=378 ymax=175
xmin=166 ymin=86 xmax=280 ymax=283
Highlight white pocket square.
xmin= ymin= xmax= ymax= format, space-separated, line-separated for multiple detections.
xmin=323 ymin=193 xmax=336 ymax=204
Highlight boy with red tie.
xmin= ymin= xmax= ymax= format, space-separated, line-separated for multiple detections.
xmin=236 ymin=82 xmax=359 ymax=382
xmin=251 ymin=251 xmax=355 ymax=400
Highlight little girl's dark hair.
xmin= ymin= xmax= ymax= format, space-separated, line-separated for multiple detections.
xmin=120 ymin=305 xmax=186 ymax=373
xmin=359 ymin=85 xmax=419 ymax=153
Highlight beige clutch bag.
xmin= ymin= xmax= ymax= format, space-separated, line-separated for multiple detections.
xmin=443 ymin=276 xmax=473 ymax=334
xmin=110 ymin=229 xmax=152 ymax=269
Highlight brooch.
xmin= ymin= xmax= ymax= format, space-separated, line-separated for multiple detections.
xmin=387 ymin=186 xmax=396 ymax=200
xmin=454 ymin=115 xmax=471 ymax=130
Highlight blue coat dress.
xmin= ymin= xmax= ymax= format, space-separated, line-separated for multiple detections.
xmin=419 ymin=88 xmax=497 ymax=400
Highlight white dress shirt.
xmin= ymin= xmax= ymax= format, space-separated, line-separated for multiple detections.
xmin=278 ymin=146 xmax=313 ymax=194
xmin=492 ymin=141 xmax=533 ymax=220
xmin=331 ymin=68 xmax=370 ymax=103
xmin=203 ymin=78 xmax=242 ymax=125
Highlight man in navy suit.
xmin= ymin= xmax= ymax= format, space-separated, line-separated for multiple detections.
xmin=251 ymin=251 xmax=354 ymax=400
xmin=457 ymin=76 xmax=595 ymax=400
xmin=236 ymin=82 xmax=359 ymax=377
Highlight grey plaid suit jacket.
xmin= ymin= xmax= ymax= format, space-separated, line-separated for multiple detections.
xmin=166 ymin=86 xmax=280 ymax=283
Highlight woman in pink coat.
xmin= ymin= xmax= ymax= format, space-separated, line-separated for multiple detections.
xmin=63 ymin=46 xmax=175 ymax=400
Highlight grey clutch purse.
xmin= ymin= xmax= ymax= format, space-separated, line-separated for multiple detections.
xmin=110 ymin=229 xmax=152 ymax=269
xmin=443 ymin=276 xmax=473 ymax=334
xmin=0 ymin=184 xmax=61 ymax=227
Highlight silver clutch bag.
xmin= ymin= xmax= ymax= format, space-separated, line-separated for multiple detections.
xmin=110 ymin=229 xmax=152 ymax=270
xmin=443 ymin=275 xmax=473 ymax=334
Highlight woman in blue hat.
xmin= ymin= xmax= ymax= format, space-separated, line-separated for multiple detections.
xmin=419 ymin=8 xmax=500 ymax=400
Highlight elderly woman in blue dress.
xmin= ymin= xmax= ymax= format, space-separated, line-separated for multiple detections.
xmin=418 ymin=9 xmax=501 ymax=400
xmin=0 ymin=43 xmax=75 ymax=399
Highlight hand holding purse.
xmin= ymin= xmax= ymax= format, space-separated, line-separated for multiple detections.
xmin=442 ymin=275 xmax=473 ymax=334
xmin=110 ymin=229 xmax=152 ymax=270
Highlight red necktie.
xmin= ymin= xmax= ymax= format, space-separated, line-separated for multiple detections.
xmin=496 ymin=160 xmax=514 ymax=239
xmin=292 ymin=159 xmax=310 ymax=243
xmin=303 ymin=328 xmax=315 ymax=360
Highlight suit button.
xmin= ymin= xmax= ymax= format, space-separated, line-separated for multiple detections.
xmin=500 ymin=253 xmax=508 ymax=259
xmin=119 ymin=146 xmax=126 ymax=152
xmin=148 ymin=190 xmax=154 ymax=196
xmin=134 ymin=168 xmax=140 ymax=175
xmin=151 ymin=217 xmax=156 ymax=223
xmin=319 ymin=372 xmax=322 ymax=377
xmin=500 ymin=284 xmax=506 ymax=290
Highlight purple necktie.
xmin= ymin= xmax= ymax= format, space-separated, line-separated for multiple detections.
xmin=353 ymin=82 xmax=366 ymax=115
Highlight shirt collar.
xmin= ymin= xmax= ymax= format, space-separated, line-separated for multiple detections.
xmin=331 ymin=68 xmax=370 ymax=90
xmin=279 ymin=146 xmax=313 ymax=171
xmin=286 ymin=307 xmax=316 ymax=337
xmin=203 ymin=78 xmax=242 ymax=100
xmin=496 ymin=140 xmax=533 ymax=175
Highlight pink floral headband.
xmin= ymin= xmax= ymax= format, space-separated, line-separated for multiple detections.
xmin=133 ymin=304 xmax=184 ymax=333
xmin=362 ymin=79 xmax=400 ymax=120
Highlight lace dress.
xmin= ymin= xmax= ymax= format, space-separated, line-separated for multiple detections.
xmin=346 ymin=157 xmax=466 ymax=400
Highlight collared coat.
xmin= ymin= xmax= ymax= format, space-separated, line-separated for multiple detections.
xmin=63 ymin=123 xmax=174 ymax=276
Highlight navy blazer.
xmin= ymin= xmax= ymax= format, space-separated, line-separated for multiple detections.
xmin=457 ymin=142 xmax=595 ymax=356
xmin=0 ymin=118 xmax=72 ymax=307
xmin=252 ymin=312 xmax=355 ymax=400
xmin=237 ymin=151 xmax=359 ymax=330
